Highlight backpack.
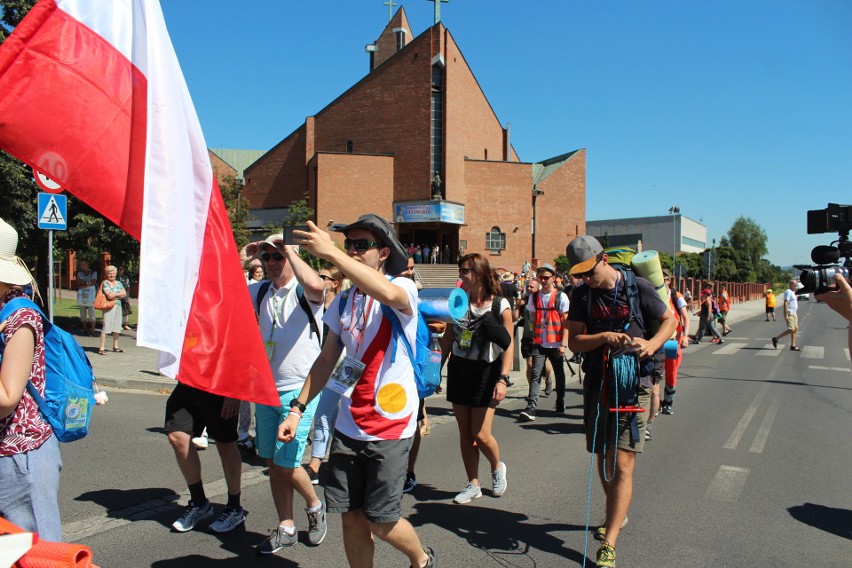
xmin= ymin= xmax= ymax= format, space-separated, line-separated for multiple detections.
xmin=337 ymin=283 xmax=438 ymax=398
xmin=0 ymin=298 xmax=96 ymax=443
xmin=255 ymin=280 xmax=321 ymax=347
xmin=711 ymin=298 xmax=721 ymax=318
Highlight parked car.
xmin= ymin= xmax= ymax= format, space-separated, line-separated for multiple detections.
xmin=796 ymin=282 xmax=810 ymax=301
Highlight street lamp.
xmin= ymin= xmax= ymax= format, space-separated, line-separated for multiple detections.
xmin=669 ymin=206 xmax=679 ymax=287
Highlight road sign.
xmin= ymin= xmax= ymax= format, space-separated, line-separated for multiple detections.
xmin=33 ymin=167 xmax=64 ymax=194
xmin=38 ymin=192 xmax=67 ymax=230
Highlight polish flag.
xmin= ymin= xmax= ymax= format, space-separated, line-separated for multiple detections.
xmin=0 ymin=0 xmax=278 ymax=405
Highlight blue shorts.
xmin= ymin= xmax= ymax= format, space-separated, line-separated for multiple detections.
xmin=255 ymin=388 xmax=320 ymax=468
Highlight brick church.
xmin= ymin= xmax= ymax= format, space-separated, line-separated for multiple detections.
xmin=242 ymin=6 xmax=585 ymax=270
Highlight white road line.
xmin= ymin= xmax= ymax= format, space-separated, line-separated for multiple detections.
xmin=686 ymin=342 xmax=713 ymax=352
xmin=808 ymin=365 xmax=852 ymax=373
xmin=756 ymin=344 xmax=781 ymax=356
xmin=712 ymin=342 xmax=746 ymax=355
xmin=801 ymin=346 xmax=824 ymax=359
xmin=705 ymin=465 xmax=750 ymax=503
xmin=845 ymin=348 xmax=850 ymax=361
xmin=724 ymin=383 xmax=768 ymax=450
xmin=749 ymin=397 xmax=781 ymax=454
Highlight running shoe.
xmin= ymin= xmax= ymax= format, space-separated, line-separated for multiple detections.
xmin=594 ymin=515 xmax=628 ymax=541
xmin=596 ymin=543 xmax=616 ymax=568
xmin=209 ymin=506 xmax=245 ymax=533
xmin=491 ymin=462 xmax=507 ymax=497
xmin=661 ymin=403 xmax=673 ymax=415
xmin=410 ymin=547 xmax=437 ymax=568
xmin=257 ymin=526 xmax=298 ymax=554
xmin=403 ymin=471 xmax=417 ymax=493
xmin=191 ymin=436 xmax=208 ymax=450
xmin=790 ymin=346 xmax=801 ymax=351
xmin=644 ymin=425 xmax=652 ymax=441
xmin=453 ymin=482 xmax=482 ymax=504
xmin=519 ymin=407 xmax=536 ymax=422
xmin=544 ymin=378 xmax=553 ymax=396
xmin=306 ymin=501 xmax=327 ymax=545
xmin=171 ymin=500 xmax=214 ymax=532
xmin=771 ymin=337 xmax=778 ymax=349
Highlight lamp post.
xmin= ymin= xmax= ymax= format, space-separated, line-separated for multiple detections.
xmin=669 ymin=206 xmax=680 ymax=287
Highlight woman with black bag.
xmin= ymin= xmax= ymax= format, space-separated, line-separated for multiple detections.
xmin=441 ymin=253 xmax=514 ymax=504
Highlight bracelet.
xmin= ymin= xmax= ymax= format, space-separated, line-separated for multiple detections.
xmin=289 ymin=408 xmax=303 ymax=419
xmin=499 ymin=375 xmax=510 ymax=385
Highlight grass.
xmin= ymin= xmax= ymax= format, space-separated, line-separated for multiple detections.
xmin=47 ymin=295 xmax=138 ymax=332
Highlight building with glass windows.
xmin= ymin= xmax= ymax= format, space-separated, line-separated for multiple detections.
xmin=241 ymin=7 xmax=585 ymax=268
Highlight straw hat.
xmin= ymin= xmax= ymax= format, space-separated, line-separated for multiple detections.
xmin=0 ymin=218 xmax=35 ymax=286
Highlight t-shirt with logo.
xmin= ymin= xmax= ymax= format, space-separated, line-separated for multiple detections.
xmin=323 ymin=276 xmax=419 ymax=442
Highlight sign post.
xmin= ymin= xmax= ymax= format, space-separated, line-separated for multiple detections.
xmin=37 ymin=192 xmax=67 ymax=322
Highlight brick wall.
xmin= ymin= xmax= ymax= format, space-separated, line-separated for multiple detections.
xmin=536 ymin=149 xmax=587 ymax=264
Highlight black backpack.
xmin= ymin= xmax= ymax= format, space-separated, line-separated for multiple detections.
xmin=255 ymin=281 xmax=321 ymax=346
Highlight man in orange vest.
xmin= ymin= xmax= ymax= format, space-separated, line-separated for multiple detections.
xmin=661 ymin=270 xmax=690 ymax=415
xmin=519 ymin=263 xmax=570 ymax=421
xmin=717 ymin=288 xmax=732 ymax=336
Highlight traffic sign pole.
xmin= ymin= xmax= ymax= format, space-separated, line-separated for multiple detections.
xmin=48 ymin=230 xmax=54 ymax=323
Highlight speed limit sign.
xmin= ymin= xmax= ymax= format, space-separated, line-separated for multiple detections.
xmin=33 ymin=167 xmax=64 ymax=194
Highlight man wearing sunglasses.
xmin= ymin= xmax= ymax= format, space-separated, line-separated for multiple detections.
xmin=278 ymin=214 xmax=436 ymax=568
xmin=242 ymin=233 xmax=329 ymax=553
xmin=565 ymin=235 xmax=676 ymax=568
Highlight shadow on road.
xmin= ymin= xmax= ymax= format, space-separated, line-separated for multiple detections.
xmin=76 ymin=487 xmax=179 ymax=519
xmin=789 ymin=502 xmax=852 ymax=541
xmin=150 ymin=525 xmax=299 ymax=567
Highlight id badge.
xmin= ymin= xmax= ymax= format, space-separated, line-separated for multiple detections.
xmin=264 ymin=340 xmax=275 ymax=362
xmin=327 ymin=355 xmax=366 ymax=398
xmin=459 ymin=329 xmax=474 ymax=349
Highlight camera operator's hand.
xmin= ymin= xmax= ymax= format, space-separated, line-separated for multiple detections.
xmin=816 ymin=273 xmax=852 ymax=321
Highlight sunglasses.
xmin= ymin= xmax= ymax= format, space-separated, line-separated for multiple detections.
xmin=576 ymin=257 xmax=602 ymax=279
xmin=344 ymin=238 xmax=381 ymax=251
xmin=259 ymin=252 xmax=285 ymax=262
xmin=458 ymin=267 xmax=475 ymax=275
xmin=319 ymin=275 xmax=334 ymax=282
xmin=538 ymin=274 xmax=552 ymax=280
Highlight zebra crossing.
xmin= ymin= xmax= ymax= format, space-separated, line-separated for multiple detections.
xmin=685 ymin=338 xmax=850 ymax=371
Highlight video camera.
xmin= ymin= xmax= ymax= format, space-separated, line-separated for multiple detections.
xmin=797 ymin=203 xmax=852 ymax=294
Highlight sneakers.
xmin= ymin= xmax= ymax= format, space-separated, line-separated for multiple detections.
xmin=209 ymin=506 xmax=245 ymax=533
xmin=191 ymin=436 xmax=208 ymax=450
xmin=172 ymin=500 xmax=214 ymax=532
xmin=661 ymin=403 xmax=673 ymax=415
xmin=491 ymin=462 xmax=507 ymax=497
xmin=453 ymin=482 xmax=483 ymax=504
xmin=237 ymin=438 xmax=255 ymax=455
xmin=519 ymin=407 xmax=536 ymax=422
xmin=257 ymin=526 xmax=298 ymax=554
xmin=596 ymin=543 xmax=616 ymax=568
xmin=771 ymin=337 xmax=778 ymax=349
xmin=403 ymin=471 xmax=417 ymax=493
xmin=644 ymin=426 xmax=652 ymax=441
xmin=410 ymin=547 xmax=437 ymax=568
xmin=543 ymin=378 xmax=553 ymax=396
xmin=306 ymin=501 xmax=327 ymax=546
xmin=594 ymin=515 xmax=628 ymax=541
xmin=790 ymin=346 xmax=801 ymax=352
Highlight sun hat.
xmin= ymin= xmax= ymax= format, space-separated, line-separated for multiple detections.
xmin=0 ymin=218 xmax=35 ymax=286
xmin=566 ymin=235 xmax=604 ymax=275
xmin=766 ymin=288 xmax=773 ymax=293
xmin=329 ymin=213 xmax=407 ymax=275
xmin=500 ymin=272 xmax=514 ymax=282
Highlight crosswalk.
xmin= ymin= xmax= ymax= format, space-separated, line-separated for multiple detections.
xmin=685 ymin=338 xmax=849 ymax=371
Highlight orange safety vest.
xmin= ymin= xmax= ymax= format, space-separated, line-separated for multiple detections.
xmin=533 ymin=290 xmax=563 ymax=344
xmin=669 ymin=290 xmax=685 ymax=340
xmin=718 ymin=291 xmax=730 ymax=311
xmin=766 ymin=293 xmax=776 ymax=308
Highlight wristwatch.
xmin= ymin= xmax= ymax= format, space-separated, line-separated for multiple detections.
xmin=289 ymin=398 xmax=307 ymax=413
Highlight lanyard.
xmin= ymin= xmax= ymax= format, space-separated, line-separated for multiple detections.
xmin=347 ymin=288 xmax=374 ymax=356
xmin=266 ymin=284 xmax=295 ymax=341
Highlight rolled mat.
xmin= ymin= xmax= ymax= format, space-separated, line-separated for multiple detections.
xmin=664 ymin=339 xmax=679 ymax=360
xmin=17 ymin=538 xmax=95 ymax=568
xmin=631 ymin=251 xmax=674 ymax=338
xmin=418 ymin=288 xmax=468 ymax=323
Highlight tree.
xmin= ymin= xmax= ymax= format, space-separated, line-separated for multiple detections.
xmin=219 ymin=174 xmax=251 ymax=249
xmin=726 ymin=216 xmax=768 ymax=281
xmin=554 ymin=255 xmax=570 ymax=275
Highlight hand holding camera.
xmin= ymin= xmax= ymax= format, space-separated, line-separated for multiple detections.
xmin=815 ymin=273 xmax=852 ymax=322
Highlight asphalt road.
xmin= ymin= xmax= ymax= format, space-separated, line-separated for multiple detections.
xmin=54 ymin=298 xmax=851 ymax=567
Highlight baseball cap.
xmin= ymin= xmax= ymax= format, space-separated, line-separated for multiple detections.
xmin=566 ymin=235 xmax=603 ymax=275
xmin=537 ymin=263 xmax=556 ymax=275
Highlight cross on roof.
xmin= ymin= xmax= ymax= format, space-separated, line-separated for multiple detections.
xmin=384 ymin=0 xmax=397 ymax=22
xmin=426 ymin=0 xmax=449 ymax=24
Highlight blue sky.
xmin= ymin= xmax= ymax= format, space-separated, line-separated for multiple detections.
xmin=160 ymin=0 xmax=852 ymax=267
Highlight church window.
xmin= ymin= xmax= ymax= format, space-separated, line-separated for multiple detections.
xmin=486 ymin=227 xmax=505 ymax=253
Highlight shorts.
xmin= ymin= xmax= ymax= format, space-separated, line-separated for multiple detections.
xmin=325 ymin=432 xmax=412 ymax=524
xmin=766 ymin=307 xmax=775 ymax=314
xmin=255 ymin=389 xmax=319 ymax=468
xmin=446 ymin=356 xmax=501 ymax=408
xmin=583 ymin=376 xmax=651 ymax=455
xmin=786 ymin=313 xmax=798 ymax=331
xmin=719 ymin=310 xmax=728 ymax=324
xmin=651 ymin=351 xmax=665 ymax=385
xmin=164 ymin=383 xmax=238 ymax=443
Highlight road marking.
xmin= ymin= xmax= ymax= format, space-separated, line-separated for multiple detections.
xmin=724 ymin=383 xmax=768 ymax=450
xmin=756 ymin=344 xmax=781 ymax=356
xmin=705 ymin=465 xmax=750 ymax=502
xmin=712 ymin=342 xmax=746 ymax=355
xmin=845 ymin=348 xmax=850 ymax=361
xmin=749 ymin=397 xmax=780 ymax=454
xmin=801 ymin=346 xmax=823 ymax=359
xmin=808 ymin=365 xmax=851 ymax=373
xmin=687 ymin=342 xmax=713 ymax=352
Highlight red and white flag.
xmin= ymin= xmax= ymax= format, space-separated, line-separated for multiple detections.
xmin=0 ymin=0 xmax=278 ymax=405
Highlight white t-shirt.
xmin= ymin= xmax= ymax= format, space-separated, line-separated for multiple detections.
xmin=250 ymin=278 xmax=324 ymax=393
xmin=783 ymin=289 xmax=798 ymax=314
xmin=323 ymin=276 xmax=419 ymax=442
xmin=525 ymin=289 xmax=570 ymax=348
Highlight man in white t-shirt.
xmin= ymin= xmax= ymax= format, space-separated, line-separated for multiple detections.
xmin=772 ymin=279 xmax=801 ymax=351
xmin=244 ymin=233 xmax=329 ymax=553
xmin=279 ymin=214 xmax=435 ymax=568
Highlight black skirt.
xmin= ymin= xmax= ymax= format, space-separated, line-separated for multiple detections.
xmin=446 ymin=355 xmax=502 ymax=408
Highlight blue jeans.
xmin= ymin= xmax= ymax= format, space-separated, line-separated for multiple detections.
xmin=527 ymin=345 xmax=566 ymax=409
xmin=0 ymin=434 xmax=62 ymax=541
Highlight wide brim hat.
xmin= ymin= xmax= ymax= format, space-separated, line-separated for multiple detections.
xmin=566 ymin=235 xmax=604 ymax=275
xmin=0 ymin=218 xmax=34 ymax=286
xmin=330 ymin=213 xmax=407 ymax=275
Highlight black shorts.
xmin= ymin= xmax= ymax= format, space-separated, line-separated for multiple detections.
xmin=447 ymin=356 xmax=501 ymax=408
xmin=325 ymin=432 xmax=412 ymax=524
xmin=164 ymin=383 xmax=238 ymax=443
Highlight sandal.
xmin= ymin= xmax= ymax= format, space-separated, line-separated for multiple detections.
xmin=113 ymin=348 xmax=124 ymax=353
xmin=790 ymin=346 xmax=801 ymax=352
xmin=98 ymin=349 xmax=106 ymax=356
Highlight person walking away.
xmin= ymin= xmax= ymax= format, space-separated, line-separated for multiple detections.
xmin=75 ymin=259 xmax=97 ymax=336
xmin=765 ymin=288 xmax=776 ymax=321
xmin=717 ymin=287 xmax=732 ymax=336
xmin=0 ymin=218 xmax=62 ymax=541
xmin=278 ymin=214 xmax=435 ymax=568
xmin=244 ymin=233 xmax=328 ymax=553
xmin=771 ymin=279 xmax=801 ymax=351
xmin=519 ymin=263 xmax=569 ymax=421
xmin=97 ymin=266 xmax=126 ymax=355
xmin=442 ymin=253 xmax=512 ymax=504
xmin=565 ymin=235 xmax=676 ymax=568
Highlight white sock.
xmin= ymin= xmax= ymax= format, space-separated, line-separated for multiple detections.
xmin=307 ymin=501 xmax=322 ymax=513
xmin=279 ymin=524 xmax=296 ymax=535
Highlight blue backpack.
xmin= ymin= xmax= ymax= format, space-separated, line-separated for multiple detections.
xmin=337 ymin=284 xmax=439 ymax=398
xmin=0 ymin=298 xmax=96 ymax=442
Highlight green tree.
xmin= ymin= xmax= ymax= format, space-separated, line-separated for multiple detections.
xmin=554 ymin=255 xmax=570 ymax=275
xmin=219 ymin=174 xmax=251 ymax=249
xmin=0 ymin=0 xmax=34 ymax=42
xmin=726 ymin=216 xmax=768 ymax=281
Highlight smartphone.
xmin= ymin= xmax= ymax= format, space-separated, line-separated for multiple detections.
xmin=283 ymin=224 xmax=309 ymax=245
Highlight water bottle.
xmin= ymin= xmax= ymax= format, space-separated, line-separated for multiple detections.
xmin=424 ymin=332 xmax=443 ymax=390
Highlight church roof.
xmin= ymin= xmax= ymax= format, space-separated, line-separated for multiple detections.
xmin=209 ymin=148 xmax=266 ymax=180
xmin=532 ymin=149 xmax=581 ymax=185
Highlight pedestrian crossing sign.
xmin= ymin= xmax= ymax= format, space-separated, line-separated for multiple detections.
xmin=38 ymin=192 xmax=67 ymax=230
